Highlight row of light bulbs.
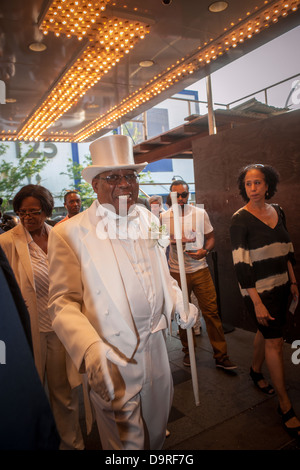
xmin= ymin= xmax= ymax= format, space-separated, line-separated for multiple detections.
xmin=40 ymin=0 xmax=111 ymax=41
xmin=17 ymin=16 xmax=150 ymax=141
xmin=74 ymin=0 xmax=300 ymax=142
xmin=2 ymin=0 xmax=299 ymax=142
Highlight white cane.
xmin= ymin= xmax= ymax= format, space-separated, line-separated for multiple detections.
xmin=170 ymin=192 xmax=200 ymax=406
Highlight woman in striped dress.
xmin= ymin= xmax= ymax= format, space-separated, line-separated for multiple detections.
xmin=230 ymin=164 xmax=300 ymax=439
xmin=0 ymin=185 xmax=84 ymax=450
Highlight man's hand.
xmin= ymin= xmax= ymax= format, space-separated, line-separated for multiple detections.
xmin=176 ymin=302 xmax=198 ymax=329
xmin=185 ymin=248 xmax=207 ymax=260
xmin=84 ymin=341 xmax=127 ymax=401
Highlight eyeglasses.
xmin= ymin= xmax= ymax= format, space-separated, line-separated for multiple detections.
xmin=17 ymin=210 xmax=42 ymax=218
xmin=176 ymin=192 xmax=189 ymax=199
xmin=99 ymin=173 xmax=139 ymax=185
xmin=244 ymin=164 xmax=264 ymax=170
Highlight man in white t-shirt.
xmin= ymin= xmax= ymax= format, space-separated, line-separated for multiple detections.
xmin=161 ymin=180 xmax=236 ymax=370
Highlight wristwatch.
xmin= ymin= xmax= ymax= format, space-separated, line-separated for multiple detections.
xmin=204 ymin=249 xmax=210 ymax=256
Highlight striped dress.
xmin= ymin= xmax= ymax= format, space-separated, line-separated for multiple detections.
xmin=230 ymin=204 xmax=295 ymax=338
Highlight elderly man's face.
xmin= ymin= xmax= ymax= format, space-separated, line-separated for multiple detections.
xmin=92 ymin=169 xmax=139 ymax=214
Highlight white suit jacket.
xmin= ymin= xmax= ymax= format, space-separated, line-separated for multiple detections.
xmin=0 ymin=223 xmax=49 ymax=379
xmin=48 ymin=200 xmax=183 ymax=373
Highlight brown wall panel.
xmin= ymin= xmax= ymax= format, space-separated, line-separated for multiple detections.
xmin=193 ymin=109 xmax=300 ymax=341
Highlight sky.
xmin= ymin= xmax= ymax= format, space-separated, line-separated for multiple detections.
xmin=187 ymin=24 xmax=300 ymax=111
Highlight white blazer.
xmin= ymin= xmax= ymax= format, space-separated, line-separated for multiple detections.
xmin=48 ymin=200 xmax=183 ymax=372
xmin=0 ymin=223 xmax=48 ymax=379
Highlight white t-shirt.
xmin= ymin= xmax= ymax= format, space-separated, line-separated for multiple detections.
xmin=161 ymin=204 xmax=213 ymax=274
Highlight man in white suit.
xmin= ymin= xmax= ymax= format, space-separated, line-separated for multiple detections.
xmin=48 ymin=134 xmax=197 ymax=450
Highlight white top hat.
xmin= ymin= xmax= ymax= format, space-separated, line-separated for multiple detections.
xmin=82 ymin=134 xmax=148 ymax=184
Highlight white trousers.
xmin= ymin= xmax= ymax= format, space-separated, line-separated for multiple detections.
xmin=90 ymin=330 xmax=173 ymax=450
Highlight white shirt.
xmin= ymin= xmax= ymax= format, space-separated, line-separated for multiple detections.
xmin=95 ymin=201 xmax=165 ymax=329
xmin=161 ymin=204 xmax=213 ymax=274
xmin=24 ymin=223 xmax=52 ymax=332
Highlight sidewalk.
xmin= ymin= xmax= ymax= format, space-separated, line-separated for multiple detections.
xmin=163 ymin=320 xmax=300 ymax=450
xmin=81 ymin=321 xmax=300 ymax=451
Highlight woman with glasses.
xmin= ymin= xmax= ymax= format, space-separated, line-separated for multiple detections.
xmin=0 ymin=184 xmax=84 ymax=450
xmin=230 ymin=164 xmax=300 ymax=440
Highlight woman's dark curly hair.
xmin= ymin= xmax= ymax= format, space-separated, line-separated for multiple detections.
xmin=13 ymin=184 xmax=54 ymax=217
xmin=237 ymin=164 xmax=280 ymax=202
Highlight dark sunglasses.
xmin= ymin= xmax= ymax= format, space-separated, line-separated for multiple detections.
xmin=176 ymin=191 xmax=189 ymax=198
xmin=244 ymin=164 xmax=264 ymax=170
xmin=99 ymin=173 xmax=139 ymax=185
